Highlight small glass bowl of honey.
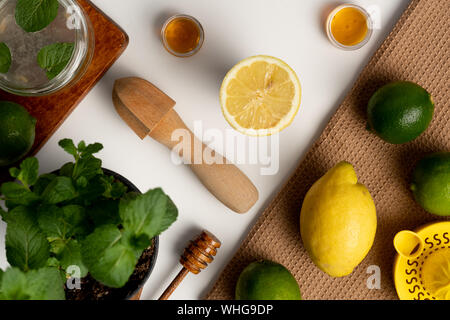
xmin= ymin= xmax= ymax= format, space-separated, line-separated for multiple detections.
xmin=326 ymin=4 xmax=373 ymax=50
xmin=161 ymin=14 xmax=204 ymax=57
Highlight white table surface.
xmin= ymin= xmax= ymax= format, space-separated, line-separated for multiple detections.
xmin=0 ymin=0 xmax=411 ymax=300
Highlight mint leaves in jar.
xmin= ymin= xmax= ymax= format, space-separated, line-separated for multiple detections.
xmin=15 ymin=0 xmax=59 ymax=32
xmin=37 ymin=43 xmax=75 ymax=80
xmin=0 ymin=0 xmax=77 ymax=88
xmin=0 ymin=43 xmax=12 ymax=73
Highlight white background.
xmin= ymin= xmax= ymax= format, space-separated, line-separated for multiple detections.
xmin=0 ymin=0 xmax=411 ymax=299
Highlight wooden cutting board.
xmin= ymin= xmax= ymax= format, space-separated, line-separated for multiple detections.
xmin=0 ymin=0 xmax=128 ymax=182
xmin=207 ymin=0 xmax=449 ymax=300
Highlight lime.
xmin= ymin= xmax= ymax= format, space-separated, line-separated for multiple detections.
xmin=0 ymin=101 xmax=36 ymax=167
xmin=235 ymin=260 xmax=301 ymax=300
xmin=367 ymin=81 xmax=434 ymax=144
xmin=410 ymin=152 xmax=450 ymax=216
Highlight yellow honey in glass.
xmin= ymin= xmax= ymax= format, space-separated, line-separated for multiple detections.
xmin=161 ymin=14 xmax=204 ymax=57
xmin=326 ymin=4 xmax=372 ymax=50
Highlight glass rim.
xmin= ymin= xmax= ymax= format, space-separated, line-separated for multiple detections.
xmin=326 ymin=3 xmax=373 ymax=51
xmin=0 ymin=0 xmax=94 ymax=96
xmin=161 ymin=14 xmax=204 ymax=58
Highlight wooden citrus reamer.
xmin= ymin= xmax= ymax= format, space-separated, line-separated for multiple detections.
xmin=112 ymin=77 xmax=258 ymax=213
xmin=159 ymin=230 xmax=221 ymax=300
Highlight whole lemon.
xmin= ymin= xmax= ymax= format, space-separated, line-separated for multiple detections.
xmin=300 ymin=162 xmax=377 ymax=277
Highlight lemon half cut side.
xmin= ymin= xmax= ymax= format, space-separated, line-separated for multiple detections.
xmin=220 ymin=55 xmax=301 ymax=136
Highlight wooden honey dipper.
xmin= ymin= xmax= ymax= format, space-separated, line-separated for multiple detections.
xmin=159 ymin=230 xmax=221 ymax=300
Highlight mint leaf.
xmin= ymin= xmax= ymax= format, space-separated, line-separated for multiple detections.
xmin=75 ymin=175 xmax=107 ymax=204
xmin=1 ymin=182 xmax=30 ymax=198
xmin=81 ymin=143 xmax=103 ymax=157
xmin=0 ymin=267 xmax=65 ymax=300
xmin=49 ymin=239 xmax=66 ymax=255
xmin=45 ymin=257 xmax=60 ymax=268
xmin=41 ymin=176 xmax=76 ymax=204
xmin=33 ymin=173 xmax=57 ymax=196
xmin=26 ymin=267 xmax=65 ymax=300
xmin=109 ymin=181 xmax=128 ymax=199
xmin=0 ymin=268 xmax=28 ymax=300
xmin=0 ymin=42 xmax=11 ymax=73
xmin=87 ymin=199 xmax=120 ymax=227
xmin=81 ymin=225 xmax=138 ymax=288
xmin=58 ymin=139 xmax=103 ymax=180
xmin=13 ymin=157 xmax=39 ymax=187
xmin=77 ymin=141 xmax=86 ymax=152
xmin=75 ymin=176 xmax=88 ymax=188
xmin=58 ymin=239 xmax=88 ymax=277
xmin=3 ymin=206 xmax=50 ymax=271
xmin=101 ymin=176 xmax=128 ymax=199
xmin=1 ymin=182 xmax=40 ymax=209
xmin=96 ymin=242 xmax=139 ymax=288
xmin=122 ymin=230 xmax=151 ymax=252
xmin=37 ymin=205 xmax=66 ymax=240
xmin=119 ymin=188 xmax=178 ymax=239
xmin=37 ymin=42 xmax=74 ymax=80
xmin=8 ymin=167 xmax=20 ymax=179
xmin=37 ymin=204 xmax=86 ymax=240
xmin=58 ymin=139 xmax=78 ymax=158
xmin=72 ymin=155 xmax=102 ymax=181
xmin=15 ymin=0 xmax=59 ymax=33
xmin=62 ymin=205 xmax=87 ymax=236
xmin=59 ymin=162 xmax=74 ymax=177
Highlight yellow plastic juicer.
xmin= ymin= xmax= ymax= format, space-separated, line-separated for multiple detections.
xmin=393 ymin=221 xmax=450 ymax=300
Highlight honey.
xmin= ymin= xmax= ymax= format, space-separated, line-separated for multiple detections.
xmin=326 ymin=4 xmax=372 ymax=50
xmin=162 ymin=15 xmax=204 ymax=57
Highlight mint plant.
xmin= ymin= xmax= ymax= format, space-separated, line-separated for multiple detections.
xmin=0 ymin=139 xmax=178 ymax=299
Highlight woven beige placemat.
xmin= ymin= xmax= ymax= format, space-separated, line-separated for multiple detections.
xmin=206 ymin=0 xmax=449 ymax=300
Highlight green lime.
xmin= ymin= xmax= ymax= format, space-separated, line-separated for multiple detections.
xmin=367 ymin=81 xmax=434 ymax=144
xmin=0 ymin=101 xmax=36 ymax=167
xmin=411 ymin=152 xmax=450 ymax=216
xmin=235 ymin=260 xmax=301 ymax=300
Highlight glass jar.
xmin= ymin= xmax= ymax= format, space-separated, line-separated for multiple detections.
xmin=0 ymin=0 xmax=95 ymax=96
xmin=326 ymin=4 xmax=373 ymax=51
xmin=161 ymin=14 xmax=204 ymax=57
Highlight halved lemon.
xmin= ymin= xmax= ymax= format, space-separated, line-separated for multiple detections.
xmin=220 ymin=55 xmax=301 ymax=136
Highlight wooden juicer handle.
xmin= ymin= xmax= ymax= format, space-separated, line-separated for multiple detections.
xmin=150 ymin=108 xmax=258 ymax=213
